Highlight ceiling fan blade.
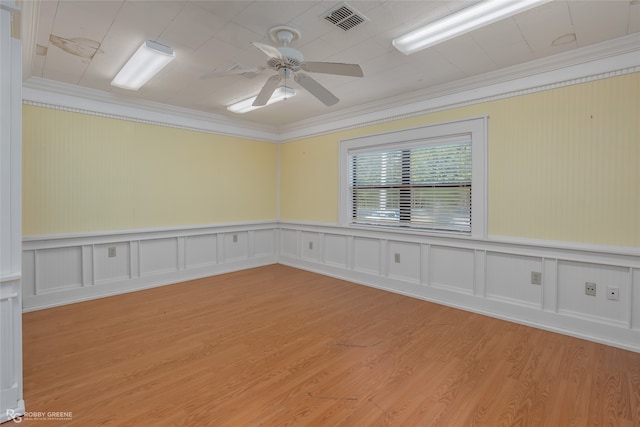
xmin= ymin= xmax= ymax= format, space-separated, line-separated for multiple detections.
xmin=294 ymin=73 xmax=339 ymax=107
xmin=302 ymin=62 xmax=363 ymax=77
xmin=253 ymin=74 xmax=282 ymax=107
xmin=250 ymin=41 xmax=285 ymax=61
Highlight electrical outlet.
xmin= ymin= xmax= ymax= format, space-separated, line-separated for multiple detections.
xmin=585 ymin=282 xmax=596 ymax=296
xmin=530 ymin=271 xmax=542 ymax=285
xmin=607 ymin=286 xmax=619 ymax=301
xmin=394 ymin=253 xmax=400 ymax=263
xmin=308 ymin=241 xmax=313 ymax=250
xmin=232 ymin=234 xmax=238 ymax=243
xmin=108 ymin=247 xmax=116 ymax=258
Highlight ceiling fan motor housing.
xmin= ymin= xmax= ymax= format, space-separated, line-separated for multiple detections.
xmin=277 ymin=46 xmax=303 ymax=68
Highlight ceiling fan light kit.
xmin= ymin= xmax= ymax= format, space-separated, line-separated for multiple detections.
xmin=227 ymin=86 xmax=296 ymax=114
xmin=392 ymin=0 xmax=552 ymax=55
xmin=111 ymin=40 xmax=175 ymax=90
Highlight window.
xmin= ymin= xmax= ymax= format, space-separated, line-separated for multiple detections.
xmin=340 ymin=117 xmax=486 ymax=238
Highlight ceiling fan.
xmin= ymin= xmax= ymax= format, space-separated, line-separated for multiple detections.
xmin=249 ymin=26 xmax=364 ymax=107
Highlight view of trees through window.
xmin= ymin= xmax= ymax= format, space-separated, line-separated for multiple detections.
xmin=350 ymin=140 xmax=472 ymax=233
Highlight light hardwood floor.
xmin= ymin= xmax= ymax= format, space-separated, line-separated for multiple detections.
xmin=21 ymin=264 xmax=640 ymax=426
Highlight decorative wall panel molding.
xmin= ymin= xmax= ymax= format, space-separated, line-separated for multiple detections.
xmin=22 ymin=223 xmax=279 ymax=311
xmin=278 ymin=222 xmax=640 ymax=352
xmin=21 ymin=221 xmax=640 ymax=352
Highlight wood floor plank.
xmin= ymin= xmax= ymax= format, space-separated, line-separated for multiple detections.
xmin=20 ymin=264 xmax=640 ymax=426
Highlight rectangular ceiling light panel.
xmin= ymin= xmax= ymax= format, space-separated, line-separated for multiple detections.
xmin=392 ymin=0 xmax=552 ymax=55
xmin=111 ymin=40 xmax=175 ymax=90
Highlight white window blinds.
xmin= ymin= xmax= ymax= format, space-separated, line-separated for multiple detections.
xmin=349 ymin=139 xmax=472 ymax=233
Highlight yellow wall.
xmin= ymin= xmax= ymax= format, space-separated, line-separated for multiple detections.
xmin=280 ymin=73 xmax=640 ymax=248
xmin=23 ymin=73 xmax=640 ymax=247
xmin=23 ymin=106 xmax=278 ymax=235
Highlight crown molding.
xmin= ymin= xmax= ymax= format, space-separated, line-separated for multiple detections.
xmin=22 ymin=34 xmax=640 ymax=143
xmin=277 ymin=33 xmax=640 ymax=141
xmin=17 ymin=0 xmax=38 ymax=80
xmin=22 ymin=77 xmax=282 ymax=142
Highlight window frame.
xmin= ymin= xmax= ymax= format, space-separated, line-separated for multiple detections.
xmin=339 ymin=117 xmax=487 ymax=239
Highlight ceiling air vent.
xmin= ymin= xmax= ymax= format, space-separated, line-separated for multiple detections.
xmin=323 ymin=2 xmax=368 ymax=31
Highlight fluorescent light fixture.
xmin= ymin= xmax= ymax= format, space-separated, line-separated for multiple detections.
xmin=227 ymin=86 xmax=296 ymax=114
xmin=392 ymin=0 xmax=552 ymax=55
xmin=111 ymin=40 xmax=175 ymax=90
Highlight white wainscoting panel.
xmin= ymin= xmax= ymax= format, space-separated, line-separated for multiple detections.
xmin=94 ymin=242 xmax=130 ymax=284
xmin=278 ymin=223 xmax=640 ymax=352
xmin=301 ymin=231 xmax=320 ymax=262
xmin=486 ymin=252 xmax=542 ymax=308
xmin=388 ymin=241 xmax=421 ymax=284
xmin=324 ymin=234 xmax=348 ymax=269
xmin=185 ymin=234 xmax=217 ymax=269
xmin=223 ymin=231 xmax=248 ymax=262
xmin=140 ymin=238 xmax=178 ymax=276
xmin=281 ymin=229 xmax=298 ymax=258
xmin=36 ymin=246 xmax=83 ymax=294
xmin=254 ymin=229 xmax=277 ymax=258
xmin=22 ymin=223 xmax=278 ymax=311
xmin=353 ymin=237 xmax=380 ymax=275
xmin=429 ymin=245 xmax=475 ymax=294
xmin=557 ymin=260 xmax=630 ymax=326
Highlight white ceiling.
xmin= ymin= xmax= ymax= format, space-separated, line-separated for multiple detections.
xmin=22 ymin=0 xmax=640 ymax=127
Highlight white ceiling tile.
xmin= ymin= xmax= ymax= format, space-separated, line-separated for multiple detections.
xmin=231 ymin=1 xmax=321 ymax=36
xmin=372 ymin=1 xmax=451 ymax=39
xmin=42 ymin=46 xmax=91 ymax=84
xmin=434 ymin=35 xmax=496 ymax=77
xmin=34 ymin=0 xmax=58 ymax=47
xmin=472 ymin=17 xmax=525 ymax=49
xmin=110 ymin=1 xmax=186 ymax=41
xmin=410 ymin=50 xmax=466 ymax=86
xmin=514 ymin=1 xmax=574 ymax=58
xmin=327 ymin=38 xmax=386 ymax=65
xmin=49 ymin=1 xmax=123 ymax=41
xmin=482 ymin=39 xmax=537 ymax=69
xmin=630 ymin=2 xmax=640 ymax=33
xmin=214 ymin=21 xmax=265 ymax=50
xmin=189 ymin=0 xmax=252 ymax=21
xmin=569 ymin=1 xmax=634 ymax=47
xmin=471 ymin=18 xmax=534 ymax=68
xmin=158 ymin=3 xmax=226 ymax=51
xmin=296 ymin=37 xmax=341 ymax=62
xmin=194 ymin=37 xmax=248 ymax=75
